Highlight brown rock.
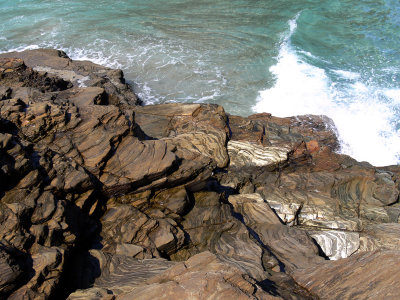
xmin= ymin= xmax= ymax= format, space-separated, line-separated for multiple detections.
xmin=359 ymin=223 xmax=400 ymax=252
xmin=292 ymin=250 xmax=400 ymax=299
xmin=0 ymin=244 xmax=24 ymax=297
xmin=9 ymin=246 xmax=65 ymax=300
xmin=0 ymin=57 xmax=72 ymax=92
xmin=67 ymin=250 xmax=176 ymax=298
xmin=171 ymin=191 xmax=271 ymax=281
xmin=0 ymin=49 xmax=139 ymax=106
xmin=134 ymin=103 xmax=229 ymax=168
xmin=151 ymin=186 xmax=189 ymax=216
xmin=119 ymin=252 xmax=280 ymax=300
xmin=2 ymin=48 xmax=400 ymax=300
xmin=100 ymin=137 xmax=177 ymax=195
xmin=228 ymin=193 xmax=324 ymax=272
xmin=100 ymin=204 xmax=185 ymax=257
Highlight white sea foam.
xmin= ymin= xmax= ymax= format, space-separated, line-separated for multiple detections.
xmin=0 ymin=44 xmax=40 ymax=53
xmin=0 ymin=42 xmax=124 ymax=70
xmin=196 ymin=90 xmax=221 ymax=102
xmin=384 ymin=89 xmax=400 ymax=103
xmin=333 ymin=69 xmax=360 ymax=80
xmin=254 ymin=14 xmax=400 ymax=166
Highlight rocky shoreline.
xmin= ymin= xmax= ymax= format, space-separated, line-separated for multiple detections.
xmin=0 ymin=49 xmax=399 ymax=299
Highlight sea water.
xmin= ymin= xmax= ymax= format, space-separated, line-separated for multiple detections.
xmin=1 ymin=0 xmax=399 ymax=166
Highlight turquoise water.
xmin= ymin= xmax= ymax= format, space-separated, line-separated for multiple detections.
xmin=1 ymin=0 xmax=399 ymax=166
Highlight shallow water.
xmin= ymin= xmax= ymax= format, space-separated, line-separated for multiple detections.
xmin=1 ymin=0 xmax=399 ymax=166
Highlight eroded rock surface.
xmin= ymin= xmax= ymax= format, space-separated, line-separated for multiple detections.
xmin=0 ymin=49 xmax=139 ymax=106
xmin=0 ymin=49 xmax=399 ymax=300
xmin=292 ymin=250 xmax=400 ymax=299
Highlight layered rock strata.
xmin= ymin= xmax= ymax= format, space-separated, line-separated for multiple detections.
xmin=0 ymin=49 xmax=399 ymax=300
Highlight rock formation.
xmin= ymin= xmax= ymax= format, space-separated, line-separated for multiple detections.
xmin=0 ymin=49 xmax=399 ymax=299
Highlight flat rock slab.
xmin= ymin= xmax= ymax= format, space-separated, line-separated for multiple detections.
xmin=118 ymin=251 xmax=281 ymax=300
xmin=134 ymin=103 xmax=201 ymax=117
xmin=0 ymin=49 xmax=139 ymax=105
xmin=100 ymin=137 xmax=177 ymax=193
xmin=0 ymin=49 xmax=70 ymax=69
xmin=228 ymin=193 xmax=282 ymax=226
xmin=293 ymin=250 xmax=400 ymax=299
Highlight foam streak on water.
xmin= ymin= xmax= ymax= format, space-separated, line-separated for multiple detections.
xmin=254 ymin=14 xmax=400 ymax=166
